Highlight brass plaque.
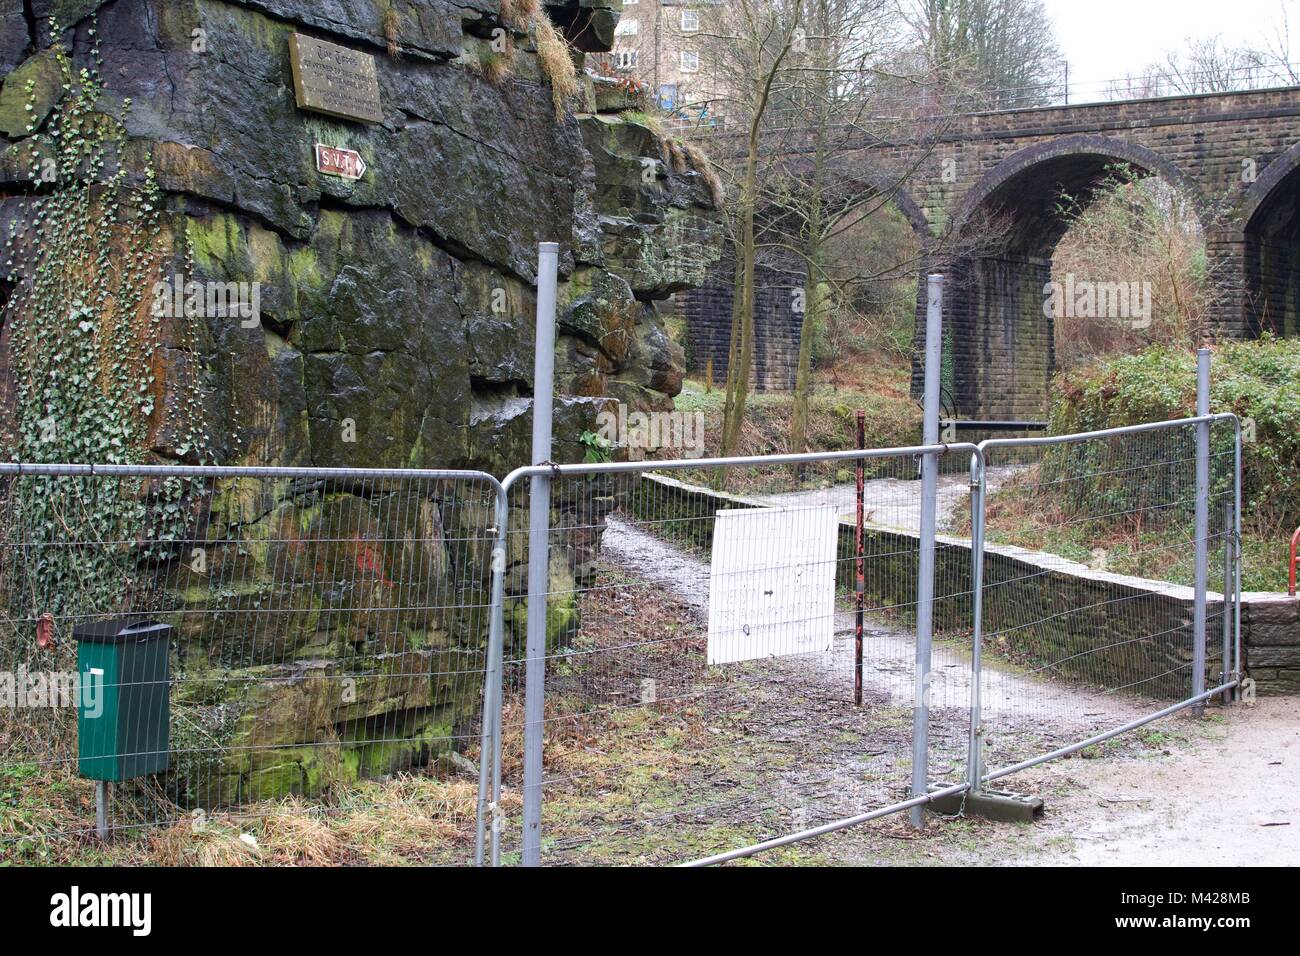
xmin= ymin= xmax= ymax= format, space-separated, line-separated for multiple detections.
xmin=288 ymin=33 xmax=383 ymax=125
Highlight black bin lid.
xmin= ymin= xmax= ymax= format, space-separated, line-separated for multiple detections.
xmin=72 ymin=618 xmax=173 ymax=644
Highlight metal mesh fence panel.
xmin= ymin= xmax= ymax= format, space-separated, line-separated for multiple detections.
xmin=0 ymin=414 xmax=1242 ymax=866
xmin=0 ymin=465 xmax=500 ymax=865
xmin=972 ymin=418 xmax=1239 ymax=779
xmin=493 ymin=448 xmax=978 ymax=865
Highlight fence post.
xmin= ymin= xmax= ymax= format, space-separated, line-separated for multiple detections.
xmin=911 ymin=273 xmax=943 ymax=827
xmin=522 ymin=242 xmax=559 ymax=866
xmin=475 ymin=486 xmax=511 ymax=867
xmin=1222 ymin=499 xmax=1234 ymax=706
xmin=95 ymin=781 xmax=109 ymax=842
xmin=855 ymin=410 xmax=865 ymax=708
xmin=1233 ymin=420 xmax=1243 ymax=701
xmin=966 ymin=450 xmax=986 ymax=795
xmin=1192 ymin=347 xmax=1210 ymax=716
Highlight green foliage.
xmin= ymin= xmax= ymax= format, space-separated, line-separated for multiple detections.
xmin=0 ymin=19 xmax=212 ymax=619
xmin=579 ymin=429 xmax=613 ymax=464
xmin=1050 ymin=337 xmax=1300 ymax=573
xmin=807 ymin=296 xmax=831 ymax=368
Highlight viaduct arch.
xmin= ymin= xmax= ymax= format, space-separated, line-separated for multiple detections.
xmin=684 ymin=86 xmax=1300 ymax=418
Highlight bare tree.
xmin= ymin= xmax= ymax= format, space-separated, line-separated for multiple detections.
xmin=770 ymin=0 xmax=933 ymax=453
xmin=695 ymin=0 xmax=805 ymax=467
xmin=1154 ymin=35 xmax=1269 ymax=94
xmin=1258 ymin=0 xmax=1300 ymax=84
xmin=1121 ymin=4 xmax=1300 ymax=100
xmin=1053 ymin=168 xmax=1221 ymax=366
xmin=683 ymin=0 xmax=1012 ymax=468
xmin=898 ymin=0 xmax=1063 ymax=110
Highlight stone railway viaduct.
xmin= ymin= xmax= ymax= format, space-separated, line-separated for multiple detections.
xmin=683 ymin=87 xmax=1300 ymax=419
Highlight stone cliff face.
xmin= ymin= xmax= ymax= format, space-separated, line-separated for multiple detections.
xmin=0 ymin=0 xmax=721 ymax=801
xmin=0 ymin=0 xmax=719 ymax=470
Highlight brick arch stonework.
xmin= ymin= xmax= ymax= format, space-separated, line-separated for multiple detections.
xmin=1235 ymin=138 xmax=1300 ymax=337
xmin=882 ymin=89 xmax=1300 ymax=418
xmin=680 ymin=179 xmax=929 ymax=392
xmin=922 ymin=135 xmax=1208 ymax=420
xmin=703 ymin=87 xmax=1300 ymax=414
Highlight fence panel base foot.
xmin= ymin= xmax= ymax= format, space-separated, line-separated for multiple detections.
xmin=929 ymin=787 xmax=1044 ymax=823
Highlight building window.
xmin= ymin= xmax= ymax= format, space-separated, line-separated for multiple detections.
xmin=615 ymin=49 xmax=638 ymax=70
xmin=680 ymin=50 xmax=699 ymax=72
xmin=681 ymin=9 xmax=699 ymax=31
xmin=615 ymin=17 xmax=638 ymax=35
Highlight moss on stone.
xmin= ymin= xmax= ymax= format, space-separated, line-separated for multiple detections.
xmin=0 ymin=51 xmax=63 ymax=138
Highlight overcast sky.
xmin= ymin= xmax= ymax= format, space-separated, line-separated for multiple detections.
xmin=1047 ymin=0 xmax=1298 ymax=85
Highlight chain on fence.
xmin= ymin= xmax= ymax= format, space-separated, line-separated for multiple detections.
xmin=972 ymin=417 xmax=1240 ymax=781
xmin=491 ymin=447 xmax=980 ymax=866
xmin=0 ymin=465 xmax=501 ymax=865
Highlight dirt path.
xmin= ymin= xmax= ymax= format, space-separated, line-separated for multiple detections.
xmin=600 ymin=515 xmax=1148 ymax=736
xmin=596 ymin=513 xmax=1297 ymax=867
xmin=751 ymin=465 xmax=1029 ymax=532
xmin=999 ymin=697 xmax=1299 ymax=866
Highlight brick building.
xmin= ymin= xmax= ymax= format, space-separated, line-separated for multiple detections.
xmin=593 ymin=0 xmax=728 ymax=127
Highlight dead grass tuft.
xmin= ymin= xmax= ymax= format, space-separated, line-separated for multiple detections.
xmin=533 ymin=11 xmax=578 ymax=121
xmin=681 ymin=141 xmax=725 ymax=209
xmin=256 ymin=800 xmax=343 ymax=865
xmin=337 ymin=775 xmax=509 ymax=863
xmin=665 ymin=138 xmax=687 ymax=174
xmin=148 ymin=818 xmax=260 ymax=867
xmin=382 ymin=5 xmax=402 ymax=58
xmin=501 ymin=0 xmax=541 ymax=23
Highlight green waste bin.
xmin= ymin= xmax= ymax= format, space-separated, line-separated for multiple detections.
xmin=74 ymin=619 xmax=172 ymax=781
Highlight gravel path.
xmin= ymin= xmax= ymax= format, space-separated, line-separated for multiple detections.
xmin=750 ymin=465 xmax=1029 ymax=532
xmin=585 ymin=475 xmax=1296 ymax=867
xmin=585 ymin=511 xmax=1295 ymax=866
xmin=1003 ymin=697 xmax=1299 ymax=866
xmin=599 ymin=514 xmax=1149 ymax=737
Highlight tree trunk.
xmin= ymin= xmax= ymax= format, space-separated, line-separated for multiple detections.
xmin=716 ymin=1 xmax=801 ymax=484
xmin=790 ymin=244 xmax=821 ymax=456
xmin=790 ymin=0 xmax=831 ymax=459
xmin=718 ymin=63 xmax=770 ymax=465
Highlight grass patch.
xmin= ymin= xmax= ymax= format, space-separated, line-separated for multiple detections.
xmin=1 ymin=759 xmax=500 ymax=866
xmin=669 ymin=357 xmax=920 ymax=494
xmin=976 ymin=463 xmax=1283 ymax=591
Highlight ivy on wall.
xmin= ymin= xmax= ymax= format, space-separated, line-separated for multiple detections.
xmin=0 ymin=20 xmax=212 ymax=619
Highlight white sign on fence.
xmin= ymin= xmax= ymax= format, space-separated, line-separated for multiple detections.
xmin=707 ymin=505 xmax=839 ymax=665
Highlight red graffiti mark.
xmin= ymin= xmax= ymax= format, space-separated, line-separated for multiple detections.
xmin=352 ymin=538 xmax=395 ymax=588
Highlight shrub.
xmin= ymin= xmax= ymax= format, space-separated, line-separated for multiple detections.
xmin=1050 ymin=337 xmax=1300 ymax=538
xmin=1052 ymin=169 xmax=1217 ymax=369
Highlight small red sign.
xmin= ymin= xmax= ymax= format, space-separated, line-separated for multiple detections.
xmin=36 ymin=612 xmax=55 ymax=649
xmin=315 ymin=143 xmax=368 ymax=180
